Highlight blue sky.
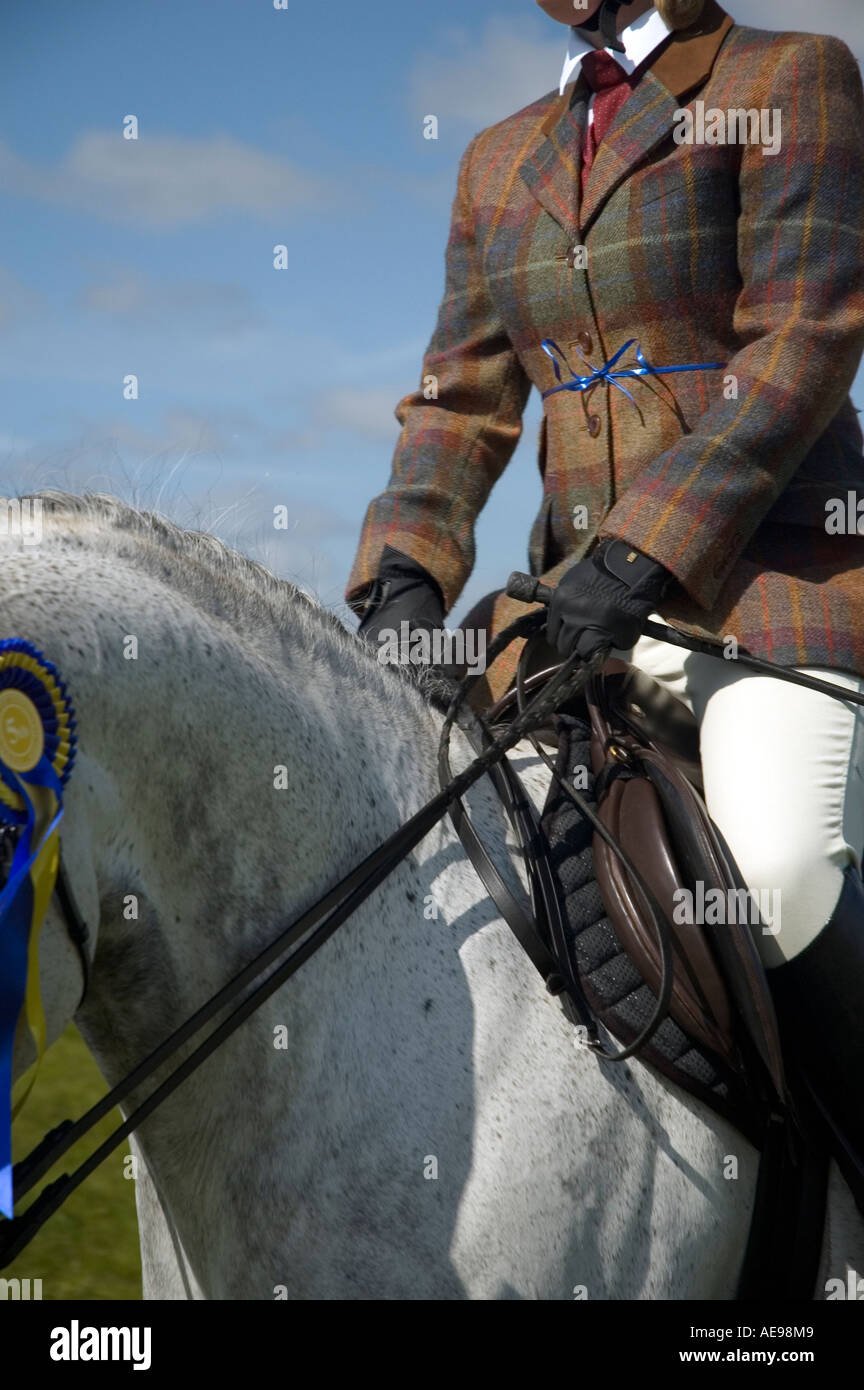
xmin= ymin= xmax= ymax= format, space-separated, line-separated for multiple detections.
xmin=1 ymin=0 xmax=863 ymax=626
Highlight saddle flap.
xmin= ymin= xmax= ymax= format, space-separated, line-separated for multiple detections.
xmin=587 ymin=668 xmax=786 ymax=1101
xmin=592 ymin=771 xmax=735 ymax=1061
xmin=639 ymin=750 xmax=786 ymax=1102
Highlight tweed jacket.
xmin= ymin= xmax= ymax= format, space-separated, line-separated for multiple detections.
xmin=346 ymin=2 xmax=864 ymax=704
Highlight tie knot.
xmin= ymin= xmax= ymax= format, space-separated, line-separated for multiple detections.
xmin=581 ymin=49 xmax=630 ymax=94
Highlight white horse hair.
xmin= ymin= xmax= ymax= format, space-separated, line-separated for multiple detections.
xmin=8 ymin=491 xmax=864 ymax=1300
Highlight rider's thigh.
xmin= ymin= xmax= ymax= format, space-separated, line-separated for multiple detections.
xmin=610 ymin=612 xmax=692 ymax=710
xmin=683 ymin=657 xmax=864 ymax=964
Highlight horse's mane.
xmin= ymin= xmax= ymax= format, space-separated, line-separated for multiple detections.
xmin=33 ymin=488 xmax=354 ymax=640
xmin=29 ymin=490 xmax=452 ymax=709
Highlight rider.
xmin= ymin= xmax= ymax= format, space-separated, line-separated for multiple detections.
xmin=345 ymin=0 xmax=864 ymax=1188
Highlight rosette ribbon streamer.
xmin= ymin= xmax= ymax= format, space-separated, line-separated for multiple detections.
xmin=540 ymin=337 xmax=727 ymax=409
xmin=0 ymin=640 xmax=76 ymax=1219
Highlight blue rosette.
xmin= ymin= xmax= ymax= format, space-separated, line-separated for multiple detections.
xmin=0 ymin=639 xmax=76 ymax=826
xmin=0 ymin=640 xmax=76 ymax=1218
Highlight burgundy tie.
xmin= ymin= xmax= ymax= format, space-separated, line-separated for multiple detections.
xmin=580 ymin=49 xmax=633 ymax=192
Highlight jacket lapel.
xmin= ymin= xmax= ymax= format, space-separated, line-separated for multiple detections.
xmin=517 ymin=84 xmax=589 ymax=245
xmin=578 ymin=68 xmax=690 ymax=232
xmin=518 ymin=0 xmax=734 ymax=241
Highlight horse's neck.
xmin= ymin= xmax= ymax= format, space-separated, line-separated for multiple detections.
xmin=10 ymin=522 xmax=862 ymax=1298
xmin=70 ymin=598 xmax=770 ymax=1302
xmin=76 ymin=610 xmax=461 ymax=1038
xmin=75 ymin=617 xmax=530 ymax=1291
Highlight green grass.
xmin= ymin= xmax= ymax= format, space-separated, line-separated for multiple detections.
xmin=5 ymin=1023 xmax=142 ymax=1299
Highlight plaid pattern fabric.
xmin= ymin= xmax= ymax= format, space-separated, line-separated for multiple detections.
xmin=580 ymin=51 xmax=635 ymax=193
xmin=346 ymin=1 xmax=864 ymax=706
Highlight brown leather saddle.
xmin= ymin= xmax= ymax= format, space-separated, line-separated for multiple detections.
xmin=447 ymin=599 xmax=829 ymax=1299
xmin=462 ymin=607 xmax=786 ymax=1112
xmin=584 ymin=659 xmax=785 ymax=1101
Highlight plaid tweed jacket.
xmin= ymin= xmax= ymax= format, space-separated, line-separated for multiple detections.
xmin=346 ymin=1 xmax=864 ymax=703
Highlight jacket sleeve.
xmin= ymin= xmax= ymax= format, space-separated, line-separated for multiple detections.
xmin=345 ymin=132 xmax=533 ymax=616
xmin=598 ymin=34 xmax=864 ymax=609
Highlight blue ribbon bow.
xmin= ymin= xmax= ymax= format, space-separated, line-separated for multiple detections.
xmin=540 ymin=337 xmax=727 ymax=410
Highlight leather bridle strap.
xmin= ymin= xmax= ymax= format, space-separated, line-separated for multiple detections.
xmin=0 ymin=618 xmax=600 ymax=1266
xmin=54 ymin=854 xmax=92 ymax=1006
xmin=441 ymin=728 xmax=600 ymax=1037
xmin=0 ymin=829 xmax=92 ymax=1006
xmin=440 ymin=696 xmax=678 ymax=1062
xmin=1 ymin=786 xmax=478 ymax=1263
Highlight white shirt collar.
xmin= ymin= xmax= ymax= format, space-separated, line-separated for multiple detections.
xmin=559 ymin=5 xmax=671 ymax=96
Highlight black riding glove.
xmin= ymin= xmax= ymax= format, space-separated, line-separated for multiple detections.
xmin=356 ymin=545 xmax=445 ymax=659
xmin=546 ymin=539 xmax=673 ymax=661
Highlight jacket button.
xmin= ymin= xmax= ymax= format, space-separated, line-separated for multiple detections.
xmin=578 ymin=331 xmax=593 ymax=355
xmin=587 ymin=414 xmax=602 ymax=438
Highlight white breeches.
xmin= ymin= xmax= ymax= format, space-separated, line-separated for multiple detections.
xmin=615 ymin=619 xmax=864 ymax=965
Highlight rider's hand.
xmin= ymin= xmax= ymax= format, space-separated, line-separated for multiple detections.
xmin=546 ymin=539 xmax=673 ymax=661
xmin=356 ymin=546 xmax=446 ymax=660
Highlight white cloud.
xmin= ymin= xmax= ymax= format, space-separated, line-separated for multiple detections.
xmin=312 ymin=386 xmax=403 ymax=442
xmin=406 ymin=20 xmax=563 ymax=133
xmin=406 ymin=5 xmax=864 ymax=138
xmin=0 ymin=132 xmax=337 ymax=229
xmin=80 ymin=270 xmax=264 ymax=334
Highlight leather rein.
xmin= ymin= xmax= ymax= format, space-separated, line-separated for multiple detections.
xmin=2 ymin=575 xmax=863 ymax=1266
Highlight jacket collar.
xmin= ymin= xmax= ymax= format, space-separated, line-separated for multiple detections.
xmin=559 ymin=5 xmax=671 ymax=94
xmin=519 ymin=0 xmax=735 ymax=242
